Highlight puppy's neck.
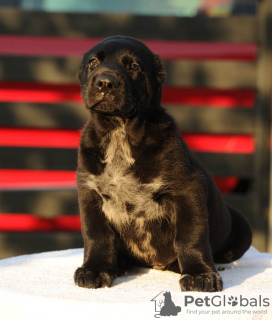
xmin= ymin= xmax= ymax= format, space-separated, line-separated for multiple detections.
xmin=89 ymin=111 xmax=124 ymax=133
xmin=88 ymin=109 xmax=148 ymax=146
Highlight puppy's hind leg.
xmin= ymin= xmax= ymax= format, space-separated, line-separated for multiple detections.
xmin=213 ymin=205 xmax=252 ymax=263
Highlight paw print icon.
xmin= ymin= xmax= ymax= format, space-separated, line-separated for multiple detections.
xmin=228 ymin=296 xmax=238 ymax=307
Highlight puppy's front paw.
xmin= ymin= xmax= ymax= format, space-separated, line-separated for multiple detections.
xmin=179 ymin=272 xmax=223 ymax=292
xmin=74 ymin=267 xmax=117 ymax=289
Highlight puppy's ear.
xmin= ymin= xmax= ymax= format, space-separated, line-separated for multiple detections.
xmin=153 ymin=55 xmax=166 ymax=84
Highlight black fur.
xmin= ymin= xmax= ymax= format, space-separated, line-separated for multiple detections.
xmin=74 ymin=36 xmax=252 ymax=292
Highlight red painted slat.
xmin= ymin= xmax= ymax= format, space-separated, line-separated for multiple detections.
xmin=0 ymin=169 xmax=76 ymax=189
xmin=0 ymin=214 xmax=81 ymax=232
xmin=0 ymin=35 xmax=257 ymax=61
xmin=0 ymin=81 xmax=255 ymax=107
xmin=0 ymin=128 xmax=254 ymax=153
xmin=0 ymin=82 xmax=81 ymax=103
xmin=182 ymin=134 xmax=255 ymax=154
xmin=146 ymin=40 xmax=256 ymax=61
xmin=0 ymin=128 xmax=80 ymax=148
xmin=0 ymin=169 xmax=247 ymax=192
xmin=162 ymin=87 xmax=255 ymax=108
xmin=213 ymin=176 xmax=239 ymax=195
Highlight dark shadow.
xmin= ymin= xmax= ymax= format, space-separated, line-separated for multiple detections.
xmin=111 ymin=250 xmax=269 ymax=291
xmin=112 ymin=266 xmax=151 ymax=287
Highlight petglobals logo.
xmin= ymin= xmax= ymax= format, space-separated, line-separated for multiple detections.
xmin=151 ymin=291 xmax=181 ymax=318
xmin=184 ymin=295 xmax=270 ymax=308
xmin=184 ymin=294 xmax=270 ymax=317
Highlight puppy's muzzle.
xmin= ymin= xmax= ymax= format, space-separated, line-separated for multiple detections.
xmin=89 ymin=72 xmax=136 ymax=118
xmin=88 ymin=73 xmax=122 ymax=115
xmin=95 ymin=74 xmax=119 ymax=96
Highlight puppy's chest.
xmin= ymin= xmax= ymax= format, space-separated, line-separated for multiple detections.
xmin=85 ymin=126 xmax=168 ymax=226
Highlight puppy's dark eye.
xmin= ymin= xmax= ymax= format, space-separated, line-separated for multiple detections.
xmin=130 ymin=63 xmax=140 ymax=71
xmin=89 ymin=58 xmax=98 ymax=67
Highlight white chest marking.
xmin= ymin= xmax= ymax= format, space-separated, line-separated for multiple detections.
xmin=85 ymin=124 xmax=172 ymax=227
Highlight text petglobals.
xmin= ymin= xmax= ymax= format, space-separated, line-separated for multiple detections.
xmin=185 ymin=295 xmax=270 ymax=308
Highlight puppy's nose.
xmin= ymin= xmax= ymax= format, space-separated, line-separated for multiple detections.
xmin=95 ymin=74 xmax=119 ymax=94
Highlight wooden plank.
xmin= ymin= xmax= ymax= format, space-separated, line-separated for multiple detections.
xmin=0 ymin=35 xmax=257 ymax=61
xmin=0 ymin=101 xmax=255 ymax=129
xmin=0 ymin=147 xmax=253 ymax=177
xmin=0 ymin=10 xmax=257 ymax=42
xmin=0 ymin=147 xmax=77 ymax=170
xmin=0 ymin=104 xmax=255 ymax=135
xmin=0 ymin=102 xmax=87 ymax=129
xmin=0 ymin=232 xmax=83 ymax=259
xmin=196 ymin=153 xmax=254 ymax=178
xmin=0 ymin=188 xmax=255 ymax=217
xmin=0 ymin=56 xmax=80 ymax=83
xmin=166 ymin=106 xmax=255 ymax=134
xmin=0 ymin=56 xmax=256 ymax=88
xmin=0 ymin=189 xmax=78 ymax=216
xmin=164 ymin=60 xmax=256 ymax=88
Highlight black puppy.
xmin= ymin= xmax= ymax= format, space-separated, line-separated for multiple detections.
xmin=74 ymin=36 xmax=252 ymax=292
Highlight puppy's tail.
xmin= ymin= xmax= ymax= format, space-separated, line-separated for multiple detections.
xmin=213 ymin=205 xmax=252 ymax=263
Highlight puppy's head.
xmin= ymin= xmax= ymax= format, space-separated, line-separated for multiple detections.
xmin=77 ymin=36 xmax=165 ymax=118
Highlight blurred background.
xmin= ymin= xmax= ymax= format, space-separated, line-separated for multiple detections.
xmin=0 ymin=0 xmax=271 ymax=259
